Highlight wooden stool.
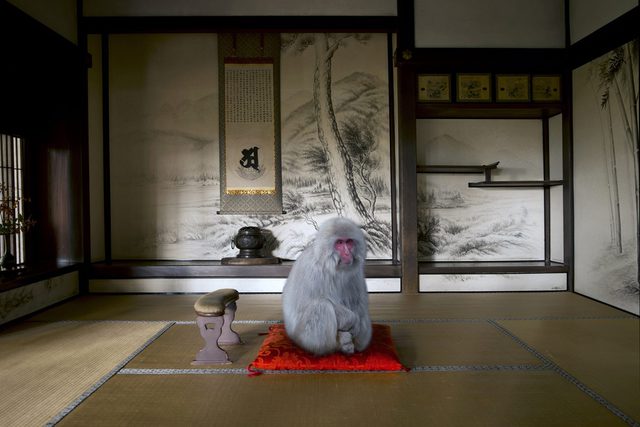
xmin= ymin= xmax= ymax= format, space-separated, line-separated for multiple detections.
xmin=192 ymin=288 xmax=242 ymax=365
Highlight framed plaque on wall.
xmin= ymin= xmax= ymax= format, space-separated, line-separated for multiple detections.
xmin=456 ymin=73 xmax=491 ymax=102
xmin=532 ymin=75 xmax=561 ymax=101
xmin=496 ymin=74 xmax=530 ymax=102
xmin=417 ymin=74 xmax=451 ymax=102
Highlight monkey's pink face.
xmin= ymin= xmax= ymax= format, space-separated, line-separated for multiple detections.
xmin=335 ymin=238 xmax=355 ymax=265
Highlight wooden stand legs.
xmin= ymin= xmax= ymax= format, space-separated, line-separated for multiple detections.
xmin=192 ymin=294 xmax=242 ymax=365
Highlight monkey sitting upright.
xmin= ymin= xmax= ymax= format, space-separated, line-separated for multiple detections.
xmin=282 ymin=217 xmax=372 ymax=356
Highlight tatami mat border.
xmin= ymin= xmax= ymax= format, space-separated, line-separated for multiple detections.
xmin=488 ymin=320 xmax=640 ymax=427
xmin=119 ymin=368 xmax=250 ymax=375
xmin=174 ymin=319 xmax=283 ymax=325
xmin=29 ymin=315 xmax=634 ymax=326
xmin=411 ymin=364 xmax=549 ymax=372
xmin=491 ymin=315 xmax=635 ymax=321
xmin=117 ymin=365 xmax=548 ymax=375
xmin=170 ymin=315 xmax=635 ymax=326
xmin=52 ymin=320 xmax=175 ymax=324
xmin=46 ymin=321 xmax=175 ymax=427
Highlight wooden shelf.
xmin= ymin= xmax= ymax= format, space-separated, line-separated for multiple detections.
xmin=468 ymin=180 xmax=564 ymax=188
xmin=417 ymin=162 xmax=499 ymax=175
xmin=88 ymin=260 xmax=402 ymax=279
xmin=417 ymin=162 xmax=564 ymax=188
xmin=419 ymin=261 xmax=568 ymax=275
xmin=416 ymin=103 xmax=563 ymax=119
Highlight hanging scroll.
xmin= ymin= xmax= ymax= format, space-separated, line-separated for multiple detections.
xmin=219 ymin=34 xmax=282 ymax=214
xmin=224 ymin=60 xmax=275 ymax=194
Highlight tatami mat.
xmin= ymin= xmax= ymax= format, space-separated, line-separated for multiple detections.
xmin=125 ymin=321 xmax=542 ymax=370
xmin=368 ymin=292 xmax=634 ymax=320
xmin=391 ymin=322 xmax=541 ymax=367
xmin=28 ymin=294 xmax=283 ymax=322
xmin=0 ymin=320 xmax=169 ymax=427
xmin=125 ymin=323 xmax=268 ymax=370
xmin=28 ymin=292 xmax=632 ymax=323
xmin=8 ymin=292 xmax=639 ymax=426
xmin=57 ymin=371 xmax=627 ymax=427
xmin=498 ymin=318 xmax=640 ymax=421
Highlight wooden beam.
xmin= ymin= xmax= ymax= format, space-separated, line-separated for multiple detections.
xmin=569 ymin=7 xmax=639 ymax=68
xmin=82 ymin=16 xmax=398 ymax=34
xmin=405 ymin=48 xmax=568 ymax=73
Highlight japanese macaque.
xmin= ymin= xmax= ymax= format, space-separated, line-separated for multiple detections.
xmin=282 ymin=217 xmax=372 ymax=356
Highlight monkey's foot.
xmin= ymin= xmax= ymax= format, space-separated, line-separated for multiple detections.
xmin=338 ymin=331 xmax=355 ymax=355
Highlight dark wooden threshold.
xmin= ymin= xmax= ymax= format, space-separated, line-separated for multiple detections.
xmin=89 ymin=260 xmax=402 ymax=279
xmin=419 ymin=261 xmax=568 ymax=275
xmin=0 ymin=262 xmax=82 ymax=293
xmin=83 ymin=16 xmax=398 ymax=34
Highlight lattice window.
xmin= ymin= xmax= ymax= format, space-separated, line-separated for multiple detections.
xmin=0 ymin=133 xmax=26 ymax=265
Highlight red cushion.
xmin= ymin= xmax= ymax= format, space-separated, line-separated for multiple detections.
xmin=248 ymin=323 xmax=407 ymax=374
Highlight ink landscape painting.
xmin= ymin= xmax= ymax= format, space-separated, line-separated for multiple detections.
xmin=416 ymin=120 xmax=546 ymax=262
xmin=573 ymin=40 xmax=639 ymax=315
xmin=108 ymin=33 xmax=393 ymax=262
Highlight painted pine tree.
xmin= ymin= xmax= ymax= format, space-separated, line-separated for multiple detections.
xmin=282 ymin=33 xmax=391 ymax=252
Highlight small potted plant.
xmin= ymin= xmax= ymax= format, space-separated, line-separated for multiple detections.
xmin=0 ymin=184 xmax=35 ymax=269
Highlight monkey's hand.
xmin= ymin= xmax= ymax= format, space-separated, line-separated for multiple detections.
xmin=332 ymin=303 xmax=358 ymax=333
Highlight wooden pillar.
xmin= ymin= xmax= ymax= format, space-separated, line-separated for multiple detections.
xmin=396 ymin=0 xmax=418 ymax=293
xmin=397 ymin=64 xmax=419 ymax=294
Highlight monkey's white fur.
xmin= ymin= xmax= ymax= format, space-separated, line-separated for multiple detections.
xmin=282 ymin=217 xmax=372 ymax=356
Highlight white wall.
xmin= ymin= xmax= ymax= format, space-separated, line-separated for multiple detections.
xmin=83 ymin=0 xmax=396 ymax=16
xmin=569 ymin=0 xmax=636 ymax=44
xmin=6 ymin=0 xmax=77 ymax=44
xmin=414 ymin=0 xmax=565 ymax=48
